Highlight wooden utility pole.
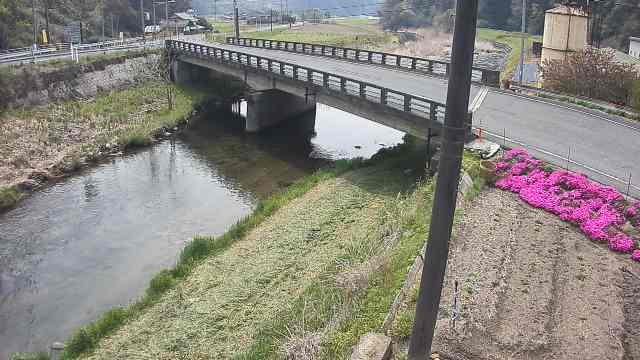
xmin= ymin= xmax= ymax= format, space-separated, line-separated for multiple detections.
xmin=407 ymin=0 xmax=479 ymax=358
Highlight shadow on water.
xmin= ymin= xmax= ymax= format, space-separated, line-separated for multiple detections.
xmin=0 ymin=101 xmax=409 ymax=359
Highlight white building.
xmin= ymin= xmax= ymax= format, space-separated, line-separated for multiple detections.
xmin=630 ymin=37 xmax=640 ymax=58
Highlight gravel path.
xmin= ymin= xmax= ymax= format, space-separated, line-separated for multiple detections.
xmin=431 ymin=188 xmax=640 ymax=360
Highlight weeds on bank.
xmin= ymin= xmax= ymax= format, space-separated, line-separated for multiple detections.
xmin=9 ymin=353 xmax=50 ymax=360
xmin=0 ymin=82 xmax=209 ymax=195
xmin=58 ymin=159 xmax=361 ymax=360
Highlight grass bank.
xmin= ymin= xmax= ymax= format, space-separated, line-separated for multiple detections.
xmin=0 ymin=82 xmax=213 ymax=211
xmin=477 ymin=28 xmax=541 ymax=82
xmin=27 ymin=139 xmax=432 ymax=360
xmin=208 ymin=19 xmax=397 ymax=50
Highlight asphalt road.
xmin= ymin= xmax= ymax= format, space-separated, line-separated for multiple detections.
xmin=186 ymin=38 xmax=640 ymax=196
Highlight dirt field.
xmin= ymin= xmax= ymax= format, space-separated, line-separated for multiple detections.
xmin=395 ymin=188 xmax=640 ymax=360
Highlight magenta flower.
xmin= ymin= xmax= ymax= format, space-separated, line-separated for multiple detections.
xmin=608 ymin=234 xmax=636 ymax=253
xmin=494 ymin=149 xmax=639 ymax=262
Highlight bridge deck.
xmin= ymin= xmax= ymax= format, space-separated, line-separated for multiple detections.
xmin=178 ymin=37 xmax=640 ymax=196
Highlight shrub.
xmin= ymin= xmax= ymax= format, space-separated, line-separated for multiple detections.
xmin=541 ymin=47 xmax=639 ymax=104
xmin=631 ymin=79 xmax=640 ymax=111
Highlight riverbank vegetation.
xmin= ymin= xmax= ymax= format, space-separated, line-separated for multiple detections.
xmin=34 ymin=139 xmax=436 ymax=360
xmin=0 ymin=82 xmax=212 ymax=211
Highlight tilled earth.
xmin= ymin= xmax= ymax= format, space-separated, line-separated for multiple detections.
xmin=430 ymin=188 xmax=640 ymax=360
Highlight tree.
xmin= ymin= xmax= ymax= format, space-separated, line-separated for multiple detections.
xmin=479 ymin=0 xmax=512 ymax=29
xmin=541 ymin=47 xmax=639 ymax=104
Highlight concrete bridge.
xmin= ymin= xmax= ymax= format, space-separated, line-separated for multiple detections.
xmin=167 ymin=39 xmax=460 ymax=140
xmin=166 ymin=38 xmax=640 ymax=197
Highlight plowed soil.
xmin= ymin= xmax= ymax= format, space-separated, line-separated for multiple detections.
xmin=430 ymin=189 xmax=640 ymax=360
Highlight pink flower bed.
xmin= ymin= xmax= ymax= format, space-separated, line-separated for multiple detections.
xmin=495 ymin=149 xmax=640 ymax=262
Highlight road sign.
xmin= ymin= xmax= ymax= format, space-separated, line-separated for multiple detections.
xmin=64 ymin=22 xmax=82 ymax=44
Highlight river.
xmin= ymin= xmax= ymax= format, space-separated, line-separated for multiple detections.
xmin=0 ymin=102 xmax=405 ymax=358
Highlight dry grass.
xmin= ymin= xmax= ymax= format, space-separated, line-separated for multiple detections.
xmin=383 ymin=28 xmax=496 ymax=59
xmin=0 ymin=83 xmax=208 ymax=189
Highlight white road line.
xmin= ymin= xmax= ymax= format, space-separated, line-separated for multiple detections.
xmin=469 ymin=86 xmax=489 ymax=113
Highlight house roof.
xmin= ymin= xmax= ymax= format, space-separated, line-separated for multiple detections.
xmin=545 ymin=5 xmax=588 ymax=18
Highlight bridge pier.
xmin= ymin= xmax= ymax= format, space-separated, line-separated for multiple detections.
xmin=245 ymin=90 xmax=316 ymax=133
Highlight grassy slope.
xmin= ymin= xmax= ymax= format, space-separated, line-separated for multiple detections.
xmin=476 ymin=28 xmax=542 ymax=82
xmin=49 ymin=143 xmax=429 ymax=360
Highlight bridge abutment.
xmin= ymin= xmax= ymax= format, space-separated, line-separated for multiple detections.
xmin=245 ymin=90 xmax=316 ymax=133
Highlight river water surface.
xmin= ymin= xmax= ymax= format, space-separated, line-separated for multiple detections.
xmin=0 ymin=103 xmax=404 ymax=358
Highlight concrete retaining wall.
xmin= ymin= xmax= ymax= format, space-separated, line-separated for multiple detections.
xmin=1 ymin=53 xmax=162 ymax=109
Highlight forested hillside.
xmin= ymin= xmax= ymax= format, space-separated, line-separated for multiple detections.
xmin=0 ymin=0 xmax=190 ymax=50
xmin=379 ymin=0 xmax=640 ymax=50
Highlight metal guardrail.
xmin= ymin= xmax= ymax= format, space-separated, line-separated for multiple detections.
xmin=226 ymin=37 xmax=501 ymax=87
xmin=168 ymin=39 xmax=450 ymax=126
xmin=0 ymin=37 xmax=152 ymax=64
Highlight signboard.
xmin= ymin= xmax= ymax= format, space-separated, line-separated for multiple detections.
xmin=64 ymin=22 xmax=82 ymax=44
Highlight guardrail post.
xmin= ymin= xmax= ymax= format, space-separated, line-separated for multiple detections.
xmin=396 ymin=56 xmax=401 ymax=67
xmin=445 ymin=63 xmax=451 ymax=77
xmin=368 ymin=52 xmax=373 ymax=63
xmin=268 ymin=59 xmax=272 ymax=72
xmin=331 ymin=47 xmax=336 ymax=57
xmin=307 ymin=69 xmax=312 ymax=83
xmin=341 ymin=78 xmax=346 ymax=92
xmin=355 ymin=49 xmax=360 ymax=61
xmin=428 ymin=61 xmax=434 ymax=73
xmin=404 ymin=95 xmax=411 ymax=112
xmin=381 ymin=53 xmax=386 ymax=65
xmin=380 ymin=88 xmax=388 ymax=105
xmin=430 ymin=103 xmax=438 ymax=121
xmin=293 ymin=65 xmax=298 ymax=79
xmin=323 ymin=73 xmax=329 ymax=87
xmin=321 ymin=45 xmax=326 ymax=55
xmin=411 ymin=58 xmax=417 ymax=70
xmin=359 ymin=83 xmax=366 ymax=98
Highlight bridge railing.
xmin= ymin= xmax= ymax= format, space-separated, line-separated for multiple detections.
xmin=167 ymin=39 xmax=449 ymax=126
xmin=226 ymin=37 xmax=501 ymax=87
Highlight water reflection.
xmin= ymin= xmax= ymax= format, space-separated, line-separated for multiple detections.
xmin=0 ymin=102 xmax=405 ymax=358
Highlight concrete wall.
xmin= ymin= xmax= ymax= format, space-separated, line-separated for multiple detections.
xmin=245 ymin=90 xmax=316 ymax=132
